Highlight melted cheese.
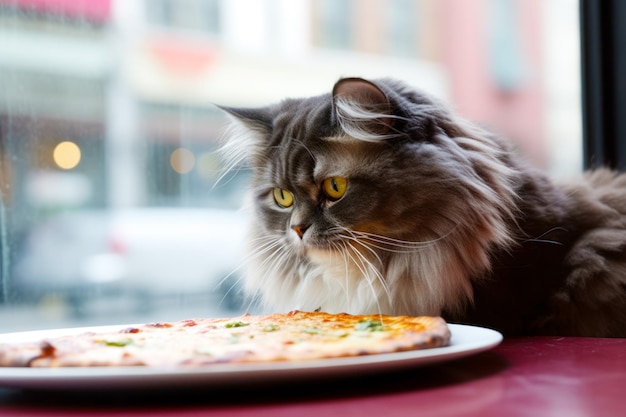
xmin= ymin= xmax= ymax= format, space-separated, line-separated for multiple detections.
xmin=4 ymin=311 xmax=450 ymax=367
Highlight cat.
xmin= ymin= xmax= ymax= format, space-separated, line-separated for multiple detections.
xmin=219 ymin=77 xmax=626 ymax=337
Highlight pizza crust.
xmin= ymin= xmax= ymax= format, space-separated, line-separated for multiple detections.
xmin=0 ymin=311 xmax=451 ymax=368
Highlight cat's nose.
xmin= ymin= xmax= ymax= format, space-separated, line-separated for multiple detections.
xmin=291 ymin=224 xmax=309 ymax=239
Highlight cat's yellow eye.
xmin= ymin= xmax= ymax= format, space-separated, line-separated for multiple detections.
xmin=273 ymin=188 xmax=294 ymax=208
xmin=322 ymin=177 xmax=348 ymax=201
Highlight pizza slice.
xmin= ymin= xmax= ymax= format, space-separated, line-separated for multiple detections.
xmin=0 ymin=311 xmax=451 ymax=367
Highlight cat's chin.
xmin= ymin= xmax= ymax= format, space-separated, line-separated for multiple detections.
xmin=303 ymin=247 xmax=336 ymax=265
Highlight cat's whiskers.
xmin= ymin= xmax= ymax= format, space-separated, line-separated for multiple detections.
xmin=326 ymin=226 xmax=406 ymax=310
xmin=364 ymin=230 xmax=450 ymax=247
xmin=215 ymin=236 xmax=278 ymax=290
xmin=338 ymin=225 xmax=459 ymax=254
xmin=217 ymin=235 xmax=288 ymax=310
xmin=259 ymin=239 xmax=294 ymax=279
xmin=244 ymin=237 xmax=284 ymax=268
xmin=351 ymin=241 xmax=393 ymax=305
xmin=328 ymin=241 xmax=353 ymax=303
xmin=519 ymin=226 xmax=568 ymax=246
xmin=345 ymin=240 xmax=394 ymax=313
xmin=338 ymin=241 xmax=353 ymax=308
xmin=336 ymin=230 xmax=385 ymax=266
xmin=338 ymin=241 xmax=385 ymax=315
xmin=335 ymin=231 xmax=435 ymax=253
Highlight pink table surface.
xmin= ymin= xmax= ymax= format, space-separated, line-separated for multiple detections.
xmin=0 ymin=336 xmax=624 ymax=417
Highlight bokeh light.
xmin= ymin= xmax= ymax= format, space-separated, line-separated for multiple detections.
xmin=53 ymin=141 xmax=81 ymax=170
xmin=170 ymin=147 xmax=196 ymax=174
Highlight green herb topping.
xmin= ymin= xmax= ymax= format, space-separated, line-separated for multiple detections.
xmin=100 ymin=339 xmax=133 ymax=347
xmin=302 ymin=327 xmax=320 ymax=335
xmin=225 ymin=321 xmax=249 ymax=328
xmin=262 ymin=324 xmax=280 ymax=332
xmin=355 ymin=319 xmax=384 ymax=332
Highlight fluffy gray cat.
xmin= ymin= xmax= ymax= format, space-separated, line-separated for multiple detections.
xmin=219 ymin=77 xmax=626 ymax=337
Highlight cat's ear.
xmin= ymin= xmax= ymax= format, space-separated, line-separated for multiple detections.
xmin=332 ymin=77 xmax=394 ymax=138
xmin=218 ymin=105 xmax=272 ymax=169
xmin=218 ymin=105 xmax=273 ymax=133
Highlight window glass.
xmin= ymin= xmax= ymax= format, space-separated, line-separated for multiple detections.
xmin=387 ymin=0 xmax=418 ymax=57
xmin=314 ymin=0 xmax=352 ymax=49
xmin=0 ymin=0 xmax=581 ymax=331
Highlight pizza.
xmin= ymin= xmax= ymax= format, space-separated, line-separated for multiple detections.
xmin=0 ymin=311 xmax=451 ymax=368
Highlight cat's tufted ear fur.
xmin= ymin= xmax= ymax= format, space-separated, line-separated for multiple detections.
xmin=218 ymin=105 xmax=273 ymax=133
xmin=332 ymin=77 xmax=395 ymax=139
xmin=218 ymin=105 xmax=273 ymax=171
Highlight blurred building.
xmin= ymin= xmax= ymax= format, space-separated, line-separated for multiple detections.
xmin=0 ymin=0 xmax=579 ymax=218
xmin=0 ymin=0 xmax=111 ymax=236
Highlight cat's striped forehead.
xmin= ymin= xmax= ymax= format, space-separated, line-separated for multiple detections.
xmin=265 ymin=97 xmax=389 ymax=190
xmin=268 ymin=94 xmax=336 ymax=147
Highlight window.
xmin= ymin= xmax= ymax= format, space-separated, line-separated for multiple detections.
xmin=0 ymin=0 xmax=583 ymax=331
xmin=314 ymin=0 xmax=352 ymax=50
xmin=580 ymin=0 xmax=626 ymax=169
xmin=147 ymin=0 xmax=221 ymax=34
xmin=387 ymin=0 xmax=418 ymax=57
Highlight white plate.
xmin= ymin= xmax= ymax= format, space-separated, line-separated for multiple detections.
xmin=0 ymin=323 xmax=502 ymax=390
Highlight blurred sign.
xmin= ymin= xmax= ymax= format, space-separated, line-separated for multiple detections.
xmin=0 ymin=0 xmax=111 ymax=23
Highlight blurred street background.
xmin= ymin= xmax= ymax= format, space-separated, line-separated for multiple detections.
xmin=0 ymin=0 xmax=581 ymax=332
